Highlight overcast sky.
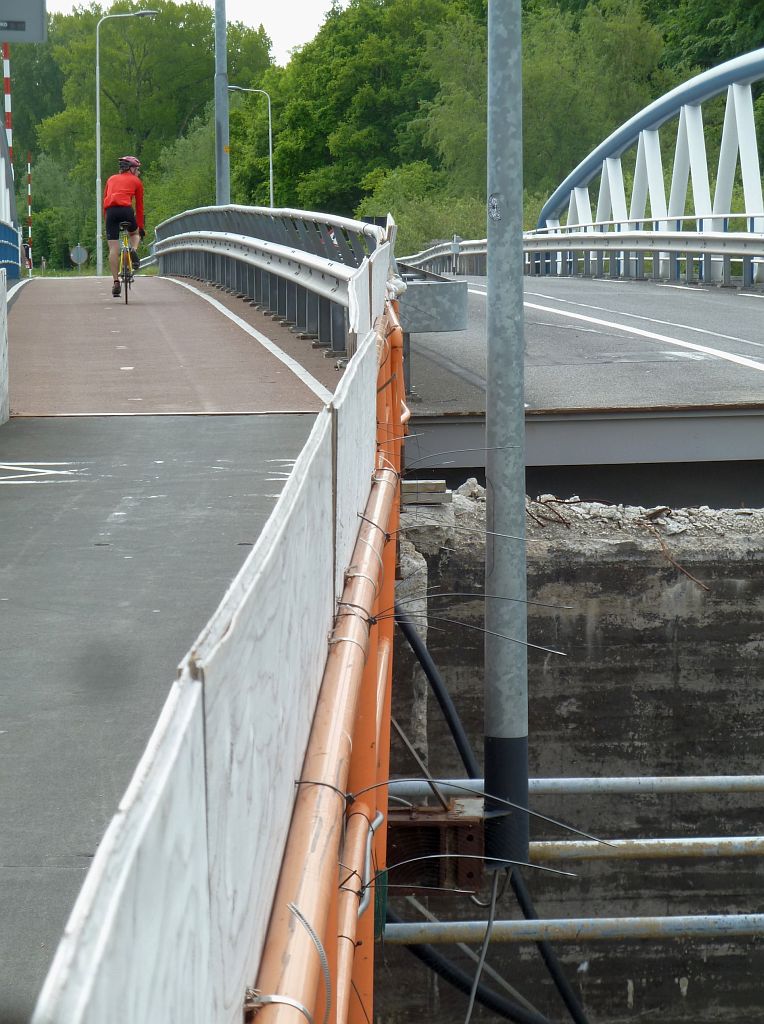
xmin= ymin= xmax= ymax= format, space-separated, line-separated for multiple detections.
xmin=44 ymin=1 xmax=338 ymax=66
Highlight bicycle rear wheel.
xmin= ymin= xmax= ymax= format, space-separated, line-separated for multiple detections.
xmin=120 ymin=246 xmax=131 ymax=305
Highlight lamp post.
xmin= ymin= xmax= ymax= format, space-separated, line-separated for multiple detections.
xmin=228 ymin=85 xmax=274 ymax=208
xmin=95 ymin=10 xmax=158 ymax=277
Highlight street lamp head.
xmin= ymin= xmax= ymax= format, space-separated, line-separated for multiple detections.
xmin=135 ymin=10 xmax=160 ymax=15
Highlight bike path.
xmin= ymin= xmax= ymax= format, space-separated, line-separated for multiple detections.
xmin=1 ymin=276 xmax=334 ymax=1020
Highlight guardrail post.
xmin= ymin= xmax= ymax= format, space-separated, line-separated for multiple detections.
xmin=722 ymin=254 xmax=732 ymax=286
xmin=277 ymin=276 xmax=287 ymax=319
xmin=286 ymin=279 xmax=297 ymax=324
xmin=305 ymin=290 xmax=319 ymax=338
xmin=743 ymin=255 xmax=754 ymax=287
xmin=685 ymin=252 xmax=695 ymax=285
xmin=317 ymin=296 xmax=332 ymax=347
xmin=330 ymin=303 xmax=348 ymax=355
xmin=294 ymin=284 xmax=307 ymax=334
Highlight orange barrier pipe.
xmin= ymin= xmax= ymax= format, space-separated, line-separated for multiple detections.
xmin=254 ymin=469 xmax=397 ymax=1023
xmin=346 ymin=312 xmax=400 ymax=1023
xmin=335 ymin=804 xmax=372 ymax=1024
xmin=374 ymin=638 xmax=392 ymax=753
xmin=373 ymin=303 xmax=405 ymax=884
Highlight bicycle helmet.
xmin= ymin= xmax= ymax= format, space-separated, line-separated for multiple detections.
xmin=118 ymin=155 xmax=141 ymax=170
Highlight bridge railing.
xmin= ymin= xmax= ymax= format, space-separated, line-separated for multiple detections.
xmin=401 ymin=226 xmax=764 ymax=286
xmin=154 ymin=206 xmax=394 ymax=356
xmin=33 ymin=215 xmax=404 ymax=1024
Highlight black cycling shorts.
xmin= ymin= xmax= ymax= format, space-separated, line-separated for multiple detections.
xmin=105 ymin=205 xmax=137 ymax=240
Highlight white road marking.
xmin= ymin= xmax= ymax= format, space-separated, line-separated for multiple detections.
xmin=0 ymin=462 xmax=83 ymax=484
xmin=7 ymin=280 xmax=29 ymax=302
xmin=526 ymin=290 xmax=764 ymax=349
xmin=524 ymin=301 xmax=764 ymax=371
xmin=167 ymin=278 xmax=333 ymax=404
xmin=656 ymin=283 xmax=702 ymax=292
xmin=739 ymin=292 xmax=764 ymax=300
xmin=529 ymin=319 xmax=603 ymax=335
xmin=470 ymin=287 xmax=764 ymax=366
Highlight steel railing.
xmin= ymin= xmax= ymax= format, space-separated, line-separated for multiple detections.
xmin=401 ymin=223 xmax=764 ymax=285
xmin=154 ymin=206 xmax=393 ymax=355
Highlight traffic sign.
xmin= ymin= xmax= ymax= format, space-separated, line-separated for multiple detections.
xmin=70 ymin=245 xmax=88 ymax=267
xmin=0 ymin=2 xmax=47 ymax=43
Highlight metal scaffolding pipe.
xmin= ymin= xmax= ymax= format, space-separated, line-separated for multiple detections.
xmin=389 ymin=775 xmax=764 ymax=802
xmin=531 ymin=836 xmax=764 ymax=861
xmin=384 ymin=914 xmax=764 ymax=945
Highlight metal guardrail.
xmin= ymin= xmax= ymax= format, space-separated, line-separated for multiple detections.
xmin=154 ymin=206 xmax=392 ymax=355
xmin=401 ymin=226 xmax=764 ymax=285
xmin=526 ymin=228 xmax=764 ymax=286
xmin=402 ymin=236 xmax=487 ymax=276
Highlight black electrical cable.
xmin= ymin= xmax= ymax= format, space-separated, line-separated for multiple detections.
xmin=509 ymin=869 xmax=590 ymax=1024
xmin=385 ymin=907 xmax=551 ymax=1024
xmin=395 ymin=605 xmax=479 ymax=776
xmin=394 ymin=604 xmax=591 ymax=1024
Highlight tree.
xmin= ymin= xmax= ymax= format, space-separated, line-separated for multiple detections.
xmin=146 ymin=103 xmax=216 ymax=228
xmin=231 ymin=0 xmax=451 ymax=215
xmin=660 ymin=1 xmax=764 ymax=69
xmin=419 ymin=11 xmax=487 ymax=196
xmin=24 ymin=1 xmax=270 ymax=257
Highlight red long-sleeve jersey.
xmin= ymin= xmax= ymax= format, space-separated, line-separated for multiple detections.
xmin=103 ymin=171 xmax=144 ymax=229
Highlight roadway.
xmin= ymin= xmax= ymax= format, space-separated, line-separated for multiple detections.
xmin=407 ymin=276 xmax=764 ymax=499
xmin=0 ymin=276 xmax=339 ymax=1021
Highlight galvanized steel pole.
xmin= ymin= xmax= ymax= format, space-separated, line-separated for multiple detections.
xmin=484 ymin=0 xmax=528 ymax=865
xmin=214 ymin=0 xmax=230 ymax=205
xmin=389 ymin=775 xmax=764 ymax=803
xmin=384 ymin=914 xmax=764 ymax=945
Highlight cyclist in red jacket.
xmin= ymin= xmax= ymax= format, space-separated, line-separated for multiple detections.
xmin=103 ymin=155 xmax=145 ymax=297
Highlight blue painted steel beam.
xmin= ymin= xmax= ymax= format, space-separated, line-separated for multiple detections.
xmin=538 ymin=48 xmax=764 ymax=228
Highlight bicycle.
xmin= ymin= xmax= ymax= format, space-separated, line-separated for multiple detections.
xmin=117 ymin=220 xmax=135 ymax=304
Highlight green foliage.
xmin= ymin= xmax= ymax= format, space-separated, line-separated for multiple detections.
xmin=145 ymin=104 xmax=216 ymax=227
xmin=31 ymin=207 xmax=73 ymax=269
xmin=523 ymin=0 xmax=667 ymax=193
xmin=20 ymin=1 xmax=269 ymax=250
xmin=419 ymin=11 xmax=487 ymax=195
xmin=355 ymin=161 xmax=485 ymax=253
xmin=231 ymin=0 xmax=451 ymax=215
xmin=660 ymin=1 xmax=764 ymax=69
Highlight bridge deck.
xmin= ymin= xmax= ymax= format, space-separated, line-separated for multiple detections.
xmin=407 ymin=276 xmax=764 ymax=481
xmin=1 ymin=276 xmax=334 ymax=1020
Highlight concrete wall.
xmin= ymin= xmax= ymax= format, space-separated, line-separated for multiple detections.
xmin=385 ymin=487 xmax=764 ymax=1023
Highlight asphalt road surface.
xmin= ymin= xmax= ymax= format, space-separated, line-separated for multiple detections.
xmin=410 ymin=276 xmax=764 ymax=414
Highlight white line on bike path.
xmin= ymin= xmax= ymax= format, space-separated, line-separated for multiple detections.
xmin=167 ymin=278 xmax=333 ymax=404
xmin=467 ymin=286 xmax=764 ymax=372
